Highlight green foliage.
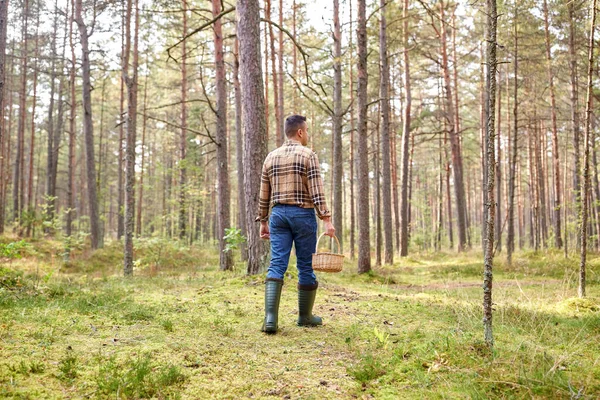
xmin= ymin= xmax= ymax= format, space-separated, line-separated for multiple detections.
xmin=57 ymin=353 xmax=78 ymax=382
xmin=0 ymin=240 xmax=31 ymax=260
xmin=134 ymin=237 xmax=197 ymax=270
xmin=161 ymin=318 xmax=174 ymax=332
xmin=6 ymin=360 xmax=45 ymax=376
xmin=346 ymin=354 xmax=386 ymax=384
xmin=0 ymin=267 xmax=25 ymax=290
xmin=223 ymin=228 xmax=246 ymax=254
xmin=96 ymin=354 xmax=185 ymax=398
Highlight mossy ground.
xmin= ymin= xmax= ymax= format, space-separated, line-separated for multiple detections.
xmin=1 ymin=236 xmax=599 ymax=399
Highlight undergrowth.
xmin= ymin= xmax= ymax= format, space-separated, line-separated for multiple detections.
xmin=0 ymin=236 xmax=599 ymax=398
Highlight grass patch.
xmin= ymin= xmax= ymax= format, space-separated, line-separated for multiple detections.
xmin=0 ymin=240 xmax=599 ymax=398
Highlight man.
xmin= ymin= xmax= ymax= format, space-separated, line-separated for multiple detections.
xmin=257 ymin=114 xmax=335 ymax=334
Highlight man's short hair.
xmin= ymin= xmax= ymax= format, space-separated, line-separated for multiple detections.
xmin=285 ymin=115 xmax=307 ymax=137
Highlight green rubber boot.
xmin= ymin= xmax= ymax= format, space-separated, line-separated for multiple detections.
xmin=297 ymin=282 xmax=323 ymax=327
xmin=261 ymin=278 xmax=284 ymax=334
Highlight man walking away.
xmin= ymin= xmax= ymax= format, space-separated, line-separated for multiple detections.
xmin=257 ymin=115 xmax=336 ymax=334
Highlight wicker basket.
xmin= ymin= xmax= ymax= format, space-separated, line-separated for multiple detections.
xmin=312 ymin=233 xmax=344 ymax=273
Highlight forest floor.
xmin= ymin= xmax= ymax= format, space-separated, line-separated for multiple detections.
xmin=1 ymin=236 xmax=599 ymax=399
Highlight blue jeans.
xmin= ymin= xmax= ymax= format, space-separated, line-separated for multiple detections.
xmin=266 ymin=205 xmax=318 ymax=286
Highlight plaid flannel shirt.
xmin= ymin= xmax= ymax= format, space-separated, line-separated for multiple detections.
xmin=257 ymin=139 xmax=331 ymax=222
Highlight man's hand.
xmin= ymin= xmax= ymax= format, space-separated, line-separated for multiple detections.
xmin=323 ymin=217 xmax=336 ymax=238
xmin=260 ymin=221 xmax=270 ymax=240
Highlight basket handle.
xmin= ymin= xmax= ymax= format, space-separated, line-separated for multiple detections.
xmin=315 ymin=233 xmax=342 ymax=254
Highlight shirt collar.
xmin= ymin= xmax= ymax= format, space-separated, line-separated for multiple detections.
xmin=285 ymin=139 xmax=302 ymax=146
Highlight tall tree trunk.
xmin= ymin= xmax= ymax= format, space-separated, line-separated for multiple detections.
xmin=579 ymin=0 xmax=596 ymax=298
xmin=356 ymin=0 xmax=371 ymax=273
xmin=66 ymin=0 xmax=75 ymax=247
xmin=277 ymin=0 xmax=284 ymax=127
xmin=213 ymin=0 xmax=233 ymax=271
xmin=0 ymin=0 xmax=8 ymax=233
xmin=507 ymin=8 xmax=518 ymax=265
xmin=25 ymin=7 xmax=40 ymax=237
xmin=45 ymin=0 xmax=61 ymax=234
xmin=122 ymin=0 xmax=139 ymax=274
xmin=332 ymin=0 xmax=343 ymax=252
xmin=117 ymin=4 xmax=125 ymax=239
xmin=266 ymin=0 xmax=282 ymax=146
xmin=483 ymin=0 xmax=498 ymax=348
xmin=349 ymin=1 xmax=355 ymax=259
xmin=136 ymin=65 xmax=148 ymax=237
xmin=373 ymin=118 xmax=381 ymax=266
xmin=569 ymin=1 xmax=581 ymax=248
xmin=440 ymin=0 xmax=468 ymax=251
xmin=542 ymin=0 xmax=562 ymax=248
xmin=237 ymin=0 xmax=268 ymax=275
xmin=379 ymin=0 xmax=393 ymax=264
xmin=179 ymin=0 xmax=188 ymax=239
xmin=399 ymin=0 xmax=411 ymax=257
xmin=233 ymin=36 xmax=248 ymax=261
xmin=14 ymin=0 xmax=29 ymax=223
xmin=495 ymin=68 xmax=502 ymax=252
xmin=75 ymin=0 xmax=101 ymax=249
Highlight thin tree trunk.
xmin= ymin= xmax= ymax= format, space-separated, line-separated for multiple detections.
xmin=579 ymin=0 xmax=596 ymax=298
xmin=14 ymin=0 xmax=29 ymax=223
xmin=237 ymin=0 xmax=268 ymax=275
xmin=379 ymin=0 xmax=393 ymax=264
xmin=136 ymin=64 xmax=148 ymax=237
xmin=266 ymin=0 xmax=282 ymax=146
xmin=0 ymin=0 xmax=8 ymax=233
xmin=75 ymin=0 xmax=101 ymax=249
xmin=179 ymin=0 xmax=187 ymax=239
xmin=357 ymin=0 xmax=371 ymax=273
xmin=569 ymin=1 xmax=581 ymax=249
xmin=117 ymin=0 xmax=125 ymax=239
xmin=483 ymin=0 xmax=498 ymax=348
xmin=349 ymin=1 xmax=355 ymax=259
xmin=66 ymin=0 xmax=76 ymax=247
xmin=213 ymin=0 xmax=233 ymax=271
xmin=495 ymin=67 xmax=501 ymax=252
xmin=399 ymin=0 xmax=411 ymax=257
xmin=440 ymin=0 xmax=468 ymax=251
xmin=233 ymin=35 xmax=248 ymax=261
xmin=507 ymin=8 xmax=518 ymax=265
xmin=122 ymin=0 xmax=139 ymax=274
xmin=26 ymin=8 xmax=40 ymax=236
xmin=277 ymin=0 xmax=284 ymax=128
xmin=332 ymin=0 xmax=343 ymax=252
xmin=542 ymin=0 xmax=562 ymax=248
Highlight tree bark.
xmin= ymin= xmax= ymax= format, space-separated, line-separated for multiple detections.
xmin=75 ymin=0 xmax=101 ymax=249
xmin=569 ymin=1 xmax=581 ymax=245
xmin=213 ymin=0 xmax=233 ymax=271
xmin=0 ymin=0 xmax=8 ymax=233
xmin=379 ymin=0 xmax=393 ymax=264
xmin=349 ymin=1 xmax=355 ymax=259
xmin=332 ymin=0 xmax=343 ymax=253
xmin=179 ymin=0 xmax=188 ymax=239
xmin=66 ymin=0 xmax=76 ymax=245
xmin=233 ymin=35 xmax=248 ymax=261
xmin=542 ymin=0 xmax=562 ymax=248
xmin=237 ymin=0 xmax=269 ymax=275
xmin=14 ymin=0 xmax=29 ymax=223
xmin=399 ymin=0 xmax=411 ymax=257
xmin=122 ymin=0 xmax=139 ymax=274
xmin=439 ymin=0 xmax=468 ymax=251
xmin=579 ymin=0 xmax=596 ymax=298
xmin=483 ymin=0 xmax=497 ymax=348
xmin=507 ymin=7 xmax=518 ymax=265
xmin=356 ymin=0 xmax=371 ymax=273
xmin=136 ymin=64 xmax=148 ymax=237
xmin=266 ymin=0 xmax=282 ymax=146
